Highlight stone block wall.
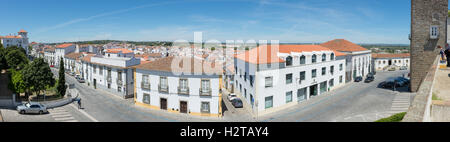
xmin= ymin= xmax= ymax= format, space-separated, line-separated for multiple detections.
xmin=410 ymin=0 xmax=448 ymax=92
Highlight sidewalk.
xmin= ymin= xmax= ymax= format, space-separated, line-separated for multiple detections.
xmin=0 ymin=110 xmax=3 ymax=122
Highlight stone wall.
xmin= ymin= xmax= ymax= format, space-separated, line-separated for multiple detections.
xmin=431 ymin=102 xmax=450 ymax=121
xmin=410 ymin=0 xmax=448 ymax=92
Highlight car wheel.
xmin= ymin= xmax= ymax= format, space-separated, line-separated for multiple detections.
xmin=20 ymin=110 xmax=25 ymax=114
xmin=39 ymin=111 xmax=43 ymax=115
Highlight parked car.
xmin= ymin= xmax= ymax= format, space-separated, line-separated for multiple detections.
xmin=70 ymin=72 xmax=76 ymax=76
xmin=388 ymin=68 xmax=396 ymax=71
xmin=50 ymin=65 xmax=54 ymax=68
xmin=77 ymin=77 xmax=85 ymax=83
xmin=379 ymin=78 xmax=403 ymax=89
xmin=354 ymin=76 xmax=363 ymax=82
xmin=364 ymin=76 xmax=374 ymax=83
xmin=400 ymin=66 xmax=408 ymax=70
xmin=395 ymin=77 xmax=410 ymax=86
xmin=17 ymin=102 xmax=48 ymax=114
xmin=227 ymin=93 xmax=237 ymax=101
xmin=231 ymin=98 xmax=243 ymax=108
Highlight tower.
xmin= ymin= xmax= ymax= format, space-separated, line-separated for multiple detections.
xmin=410 ymin=0 xmax=448 ymax=92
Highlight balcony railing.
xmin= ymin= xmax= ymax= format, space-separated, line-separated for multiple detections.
xmin=158 ymin=84 xmax=169 ymax=93
xmin=199 ymin=89 xmax=212 ymax=96
xmin=141 ymin=82 xmax=151 ymax=90
xmin=116 ymin=78 xmax=123 ymax=86
xmin=177 ymin=86 xmax=190 ymax=95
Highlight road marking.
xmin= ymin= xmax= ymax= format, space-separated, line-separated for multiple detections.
xmin=69 ymin=104 xmax=99 ymax=122
xmin=52 ymin=114 xmax=72 ymax=118
xmin=55 ymin=117 xmax=76 ymax=121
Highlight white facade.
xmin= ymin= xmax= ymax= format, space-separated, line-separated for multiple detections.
xmin=55 ymin=44 xmax=76 ymax=67
xmin=373 ymin=56 xmax=410 ymax=71
xmin=0 ymin=30 xmax=29 ymax=54
xmin=82 ymin=53 xmax=140 ymax=99
xmin=235 ymin=48 xmax=346 ymax=115
xmin=135 ymin=70 xmax=221 ymax=117
xmin=44 ymin=49 xmax=55 ymax=66
xmin=347 ymin=50 xmax=372 ymax=80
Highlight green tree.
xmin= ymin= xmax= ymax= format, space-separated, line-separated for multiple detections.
xmin=5 ymin=49 xmax=28 ymax=70
xmin=57 ymin=57 xmax=67 ymax=97
xmin=0 ymin=44 xmax=6 ymax=70
xmin=22 ymin=58 xmax=55 ymax=101
xmin=8 ymin=69 xmax=26 ymax=94
xmin=6 ymin=46 xmax=26 ymax=55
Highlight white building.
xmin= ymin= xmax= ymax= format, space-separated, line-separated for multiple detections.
xmin=372 ymin=53 xmax=410 ymax=71
xmin=43 ymin=46 xmax=56 ymax=66
xmin=55 ymin=43 xmax=76 ymax=67
xmin=321 ymin=39 xmax=372 ymax=82
xmin=134 ymin=57 xmax=223 ymax=117
xmin=234 ymin=45 xmax=346 ymax=115
xmin=81 ymin=48 xmax=140 ymax=98
xmin=0 ymin=29 xmax=29 ymax=54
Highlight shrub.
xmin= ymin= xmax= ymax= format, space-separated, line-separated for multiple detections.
xmin=375 ymin=112 xmax=406 ymax=122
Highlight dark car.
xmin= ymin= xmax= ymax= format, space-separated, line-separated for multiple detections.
xmin=379 ymin=78 xmax=402 ymax=89
xmin=354 ymin=76 xmax=363 ymax=82
xmin=231 ymin=98 xmax=243 ymax=108
xmin=364 ymin=76 xmax=374 ymax=83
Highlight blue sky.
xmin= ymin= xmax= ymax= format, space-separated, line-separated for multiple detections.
xmin=0 ymin=0 xmax=413 ymax=44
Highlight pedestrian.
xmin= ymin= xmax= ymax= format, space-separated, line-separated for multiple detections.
xmin=440 ymin=45 xmax=445 ymax=61
xmin=445 ymin=45 xmax=450 ymax=67
xmin=77 ymin=98 xmax=82 ymax=109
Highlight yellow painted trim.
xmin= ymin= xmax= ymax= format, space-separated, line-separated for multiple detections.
xmin=135 ymin=102 xmax=221 ymax=117
xmin=136 ymin=102 xmax=160 ymax=110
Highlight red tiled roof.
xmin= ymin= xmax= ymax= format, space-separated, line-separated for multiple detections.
xmin=320 ymin=39 xmax=368 ymax=52
xmin=56 ymin=43 xmax=74 ymax=49
xmin=235 ymin=44 xmax=346 ymax=64
xmin=372 ymin=53 xmax=410 ymax=59
xmin=19 ymin=29 xmax=27 ymax=33
xmin=105 ymin=48 xmax=133 ymax=54
xmin=0 ymin=35 xmax=22 ymax=39
xmin=134 ymin=56 xmax=222 ymax=75
xmin=81 ymin=54 xmax=96 ymax=62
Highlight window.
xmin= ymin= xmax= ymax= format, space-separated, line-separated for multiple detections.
xmin=265 ymin=96 xmax=273 ymax=109
xmin=340 ymin=64 xmax=343 ymax=71
xmin=244 ymin=72 xmax=247 ymax=82
xmin=99 ymin=66 xmax=103 ymax=75
xmin=322 ymin=67 xmax=326 ymax=75
xmin=312 ymin=69 xmax=317 ymax=78
xmin=265 ymin=76 xmax=273 ymax=88
xmin=330 ymin=53 xmax=335 ymax=60
xmin=330 ymin=66 xmax=334 ymax=75
xmin=312 ymin=55 xmax=317 ymax=63
xmin=142 ymin=75 xmax=149 ymax=84
xmin=286 ymin=73 xmax=293 ymax=84
xmin=160 ymin=77 xmax=168 ymax=88
xmin=322 ymin=54 xmax=326 ymax=62
xmin=244 ymin=89 xmax=247 ymax=98
xmin=300 ymin=71 xmax=306 ymax=81
xmin=300 ymin=55 xmax=306 ymax=65
xmin=201 ymin=102 xmax=210 ymax=113
xmin=340 ymin=76 xmax=343 ymax=83
xmin=143 ymin=93 xmax=150 ymax=104
xmin=201 ymin=79 xmax=211 ymax=93
xmin=430 ymin=25 xmax=439 ymax=39
xmin=249 ymin=75 xmax=254 ymax=87
xmin=93 ymin=65 xmax=97 ymax=73
xmin=286 ymin=91 xmax=293 ymax=103
xmin=179 ymin=78 xmax=188 ymax=92
xmin=286 ymin=56 xmax=293 ymax=66
xmin=118 ymin=86 xmax=122 ymax=92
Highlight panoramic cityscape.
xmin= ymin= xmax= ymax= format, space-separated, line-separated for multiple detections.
xmin=0 ymin=0 xmax=449 ymax=124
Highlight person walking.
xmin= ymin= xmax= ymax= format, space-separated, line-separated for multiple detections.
xmin=445 ymin=45 xmax=450 ymax=67
xmin=77 ymin=98 xmax=82 ymax=109
xmin=440 ymin=45 xmax=446 ymax=61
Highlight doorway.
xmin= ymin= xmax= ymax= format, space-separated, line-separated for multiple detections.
xmin=310 ymin=85 xmax=318 ymax=97
xmin=388 ymin=60 xmax=392 ymax=66
xmin=160 ymin=98 xmax=167 ymax=110
xmin=180 ymin=101 xmax=188 ymax=113
xmin=93 ymin=79 xmax=97 ymax=89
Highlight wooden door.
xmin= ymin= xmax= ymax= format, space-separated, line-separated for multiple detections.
xmin=160 ymin=98 xmax=167 ymax=110
xmin=180 ymin=101 xmax=187 ymax=113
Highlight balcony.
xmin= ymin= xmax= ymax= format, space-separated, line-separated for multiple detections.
xmin=177 ymin=86 xmax=190 ymax=95
xmin=158 ymin=84 xmax=169 ymax=93
xmin=199 ymin=89 xmax=212 ymax=96
xmin=141 ymin=82 xmax=151 ymax=90
xmin=116 ymin=78 xmax=123 ymax=86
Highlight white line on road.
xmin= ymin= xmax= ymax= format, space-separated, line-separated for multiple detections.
xmin=69 ymin=103 xmax=99 ymax=122
xmin=55 ymin=117 xmax=76 ymax=121
xmin=52 ymin=114 xmax=72 ymax=118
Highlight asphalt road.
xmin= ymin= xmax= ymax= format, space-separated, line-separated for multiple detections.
xmin=258 ymin=70 xmax=411 ymax=122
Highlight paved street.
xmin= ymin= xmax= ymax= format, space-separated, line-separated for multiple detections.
xmin=1 ymin=68 xmax=412 ymax=122
xmin=257 ymin=70 xmax=413 ymax=122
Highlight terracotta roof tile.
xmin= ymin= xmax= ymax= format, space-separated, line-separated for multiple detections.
xmin=235 ymin=44 xmax=345 ymax=64
xmin=320 ymin=39 xmax=369 ymax=52
xmin=134 ymin=56 xmax=222 ymax=75
xmin=372 ymin=53 xmax=410 ymax=59
xmin=105 ymin=48 xmax=133 ymax=54
xmin=56 ymin=43 xmax=74 ymax=49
